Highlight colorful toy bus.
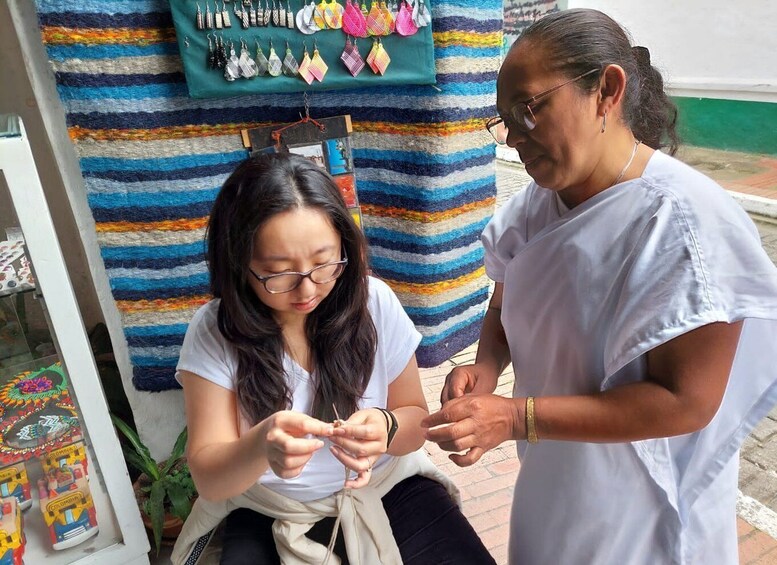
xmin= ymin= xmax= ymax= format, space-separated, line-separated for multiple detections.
xmin=0 ymin=497 xmax=24 ymax=565
xmin=38 ymin=463 xmax=98 ymax=550
xmin=0 ymin=464 xmax=31 ymax=511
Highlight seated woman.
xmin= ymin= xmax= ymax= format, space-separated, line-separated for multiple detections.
xmin=171 ymin=153 xmax=494 ymax=565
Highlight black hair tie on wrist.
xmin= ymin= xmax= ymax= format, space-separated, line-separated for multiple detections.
xmin=373 ymin=407 xmax=399 ymax=449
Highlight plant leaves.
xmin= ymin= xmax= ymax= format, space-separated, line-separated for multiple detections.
xmin=148 ymin=479 xmax=166 ymax=555
xmin=111 ymin=414 xmax=160 ymax=480
xmin=161 ymin=427 xmax=188 ymax=476
xmin=122 ymin=447 xmax=157 ymax=479
xmin=165 ymin=478 xmax=193 ymax=521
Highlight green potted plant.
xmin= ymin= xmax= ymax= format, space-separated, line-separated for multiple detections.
xmin=110 ymin=414 xmax=197 ymax=554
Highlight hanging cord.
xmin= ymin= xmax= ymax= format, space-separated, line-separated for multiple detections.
xmin=271 ymin=92 xmax=327 ymax=150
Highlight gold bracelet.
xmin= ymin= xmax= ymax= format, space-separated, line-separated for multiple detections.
xmin=526 ymin=396 xmax=539 ymax=444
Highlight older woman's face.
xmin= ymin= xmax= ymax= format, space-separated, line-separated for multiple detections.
xmin=497 ymin=41 xmax=602 ymax=193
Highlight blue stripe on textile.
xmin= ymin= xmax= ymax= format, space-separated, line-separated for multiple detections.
xmin=434 ymin=46 xmax=501 ymax=59
xmin=132 ymin=366 xmax=180 ymax=391
xmin=56 ymin=83 xmax=189 ymax=100
xmin=437 ymin=72 xmax=497 ymax=85
xmin=104 ymin=254 xmax=204 ymax=270
xmin=125 ymin=323 xmax=190 ymax=337
xmin=37 ymin=0 xmax=171 ymax=14
xmin=110 ymin=273 xmax=209 ymax=292
xmin=46 ymin=43 xmax=179 ymax=60
xmin=354 ymin=146 xmax=494 ymax=166
xmin=364 ymin=217 xmax=490 ymax=247
xmin=369 ymin=230 xmax=480 ymax=255
xmin=361 ymin=184 xmax=494 ymax=214
xmin=132 ymin=356 xmax=178 ymax=368
xmin=127 ymin=332 xmax=185 ymax=348
xmin=359 ymin=176 xmax=494 ymax=203
xmin=372 ymin=247 xmax=483 ymax=276
xmin=89 ymin=187 xmax=219 ymax=210
xmin=356 ymin=153 xmax=493 ymax=178
xmin=417 ymin=322 xmax=483 ymax=368
xmin=39 ymin=11 xmax=173 ymax=28
xmin=408 ymin=288 xmax=490 ymax=327
xmin=113 ymin=284 xmax=210 ymax=301
xmin=84 ymin=161 xmax=236 ymax=182
xmin=55 ymin=72 xmax=185 ymax=88
xmin=81 ymin=150 xmax=247 ymax=173
xmin=434 ymin=17 xmax=502 ymax=33
xmin=405 ymin=286 xmax=489 ymax=317
xmin=420 ymin=312 xmax=485 ymax=347
xmin=439 ymin=0 xmax=502 ymax=9
xmin=372 ymin=254 xmax=483 ymax=283
xmin=91 ymin=201 xmax=212 ymax=222
xmin=66 ymin=104 xmax=494 ymax=131
xmin=102 ymin=241 xmax=206 ymax=260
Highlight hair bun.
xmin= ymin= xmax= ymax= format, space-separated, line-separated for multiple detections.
xmin=632 ymin=45 xmax=651 ymax=66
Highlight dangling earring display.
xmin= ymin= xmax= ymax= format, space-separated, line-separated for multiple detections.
xmin=238 ymin=38 xmax=258 ymax=78
xmin=314 ymin=0 xmax=328 ymax=29
xmin=366 ymin=0 xmax=388 ymax=36
xmin=340 ymin=35 xmax=365 ymax=77
xmin=394 ymin=0 xmax=417 ymax=36
xmin=205 ymin=1 xmax=215 ymax=28
xmin=241 ymin=0 xmax=251 ymax=27
xmin=324 ymin=0 xmax=344 ymax=29
xmin=206 ymin=34 xmax=216 ymax=69
xmin=367 ymin=36 xmax=390 ymax=74
xmin=380 ymin=0 xmax=394 ymax=34
xmin=309 ymin=41 xmax=329 ymax=82
xmin=298 ymin=43 xmax=315 ymax=84
xmin=282 ymin=40 xmax=300 ymax=76
xmin=254 ymin=39 xmax=269 ymax=76
xmin=216 ymin=34 xmax=228 ymax=68
xmin=249 ymin=0 xmax=258 ymax=25
xmin=264 ymin=0 xmax=273 ymax=26
xmin=222 ymin=1 xmax=233 ymax=27
xmin=224 ymin=40 xmax=241 ymax=81
xmin=273 ymin=0 xmax=281 ymax=26
xmin=343 ymin=0 xmax=367 ymax=37
xmin=601 ymin=111 xmax=607 ymax=133
xmin=196 ymin=3 xmax=205 ymax=29
xmin=215 ymin=1 xmax=224 ymax=28
xmin=267 ymin=39 xmax=283 ymax=76
xmin=296 ymin=1 xmax=317 ymax=34
xmin=278 ymin=0 xmax=287 ymax=27
xmin=286 ymin=0 xmax=295 ymax=28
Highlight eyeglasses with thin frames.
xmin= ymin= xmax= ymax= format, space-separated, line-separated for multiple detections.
xmin=485 ymin=68 xmax=600 ymax=145
xmin=249 ymin=249 xmax=348 ymax=294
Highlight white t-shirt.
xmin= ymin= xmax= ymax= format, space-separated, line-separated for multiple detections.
xmin=176 ymin=276 xmax=422 ymax=502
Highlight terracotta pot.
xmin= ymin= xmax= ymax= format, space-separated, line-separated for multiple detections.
xmin=141 ymin=512 xmax=184 ymax=545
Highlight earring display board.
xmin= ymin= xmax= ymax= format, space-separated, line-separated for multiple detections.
xmin=169 ymin=0 xmax=436 ymax=98
xmin=244 ymin=114 xmax=362 ymax=226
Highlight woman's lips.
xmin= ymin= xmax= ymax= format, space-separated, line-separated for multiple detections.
xmin=292 ymin=297 xmax=318 ymax=311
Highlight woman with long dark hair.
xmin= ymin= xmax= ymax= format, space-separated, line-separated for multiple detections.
xmin=424 ymin=8 xmax=777 ymax=564
xmin=171 ymin=153 xmax=493 ymax=564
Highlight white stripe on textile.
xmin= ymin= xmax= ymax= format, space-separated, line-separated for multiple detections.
xmin=107 ymin=261 xmax=207 ymax=279
xmin=77 ymin=136 xmax=245 ymax=158
xmin=393 ymin=276 xmax=491 ymax=308
xmin=85 ymin=174 xmax=227 ymax=194
xmin=352 ymin=132 xmax=494 ymax=154
xmin=97 ymin=227 xmax=207 ymax=247
xmin=129 ymin=345 xmax=183 ymax=359
xmin=122 ymin=307 xmax=204 ymax=327
xmin=416 ymin=303 xmax=487 ymax=335
xmin=371 ymin=241 xmax=482 ymax=265
xmin=363 ymin=208 xmax=492 ymax=236
xmin=358 ymin=163 xmax=494 ymax=189
xmin=51 ymin=55 xmax=184 ymax=75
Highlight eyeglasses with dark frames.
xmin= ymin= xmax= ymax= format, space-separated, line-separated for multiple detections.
xmin=485 ymin=68 xmax=600 ymax=145
xmin=249 ymin=249 xmax=348 ymax=294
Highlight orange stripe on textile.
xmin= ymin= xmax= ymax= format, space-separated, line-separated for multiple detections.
xmin=361 ymin=197 xmax=496 ymax=223
xmin=353 ymin=119 xmax=487 ymax=136
xmin=432 ymin=31 xmax=502 ymax=48
xmin=383 ymin=267 xmax=487 ymax=295
xmin=116 ymin=295 xmax=211 ymax=314
xmin=41 ymin=26 xmax=178 ymax=45
xmin=95 ymin=218 xmax=209 ymax=233
xmin=67 ymin=123 xmax=270 ymax=142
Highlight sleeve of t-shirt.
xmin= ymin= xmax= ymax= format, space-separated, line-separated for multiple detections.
xmin=175 ymin=301 xmax=237 ymax=391
xmin=369 ymin=277 xmax=423 ymax=384
xmin=480 ymin=185 xmax=533 ymax=283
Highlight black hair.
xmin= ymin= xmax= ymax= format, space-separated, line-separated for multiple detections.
xmin=206 ymin=152 xmax=377 ymax=425
xmin=513 ymin=8 xmax=679 ymax=154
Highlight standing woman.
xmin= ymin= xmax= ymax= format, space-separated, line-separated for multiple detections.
xmin=423 ymin=8 xmax=777 ymax=564
xmin=171 ymin=153 xmax=493 ymax=565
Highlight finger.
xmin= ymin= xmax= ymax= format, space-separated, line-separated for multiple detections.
xmin=338 ymin=422 xmax=383 ymax=442
xmin=450 ymin=447 xmax=484 ymax=467
xmin=344 ymin=469 xmax=371 ymax=489
xmin=272 ymin=463 xmax=308 ymax=479
xmin=267 ymin=430 xmax=326 ymax=455
xmin=329 ymin=445 xmax=375 ymax=472
xmin=276 ymin=412 xmax=336 ymax=438
xmin=328 ymin=436 xmax=379 ymax=457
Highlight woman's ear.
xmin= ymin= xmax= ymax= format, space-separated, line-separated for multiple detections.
xmin=597 ymin=64 xmax=627 ymax=117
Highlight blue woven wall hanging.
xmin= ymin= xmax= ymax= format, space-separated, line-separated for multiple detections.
xmin=35 ymin=0 xmax=502 ymax=392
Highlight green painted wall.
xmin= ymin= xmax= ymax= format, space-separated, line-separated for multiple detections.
xmin=673 ymin=97 xmax=777 ymax=156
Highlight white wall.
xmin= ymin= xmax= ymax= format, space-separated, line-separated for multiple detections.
xmin=566 ymin=0 xmax=777 ymax=102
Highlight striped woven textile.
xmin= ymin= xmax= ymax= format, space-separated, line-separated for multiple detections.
xmin=36 ymin=0 xmax=502 ymax=391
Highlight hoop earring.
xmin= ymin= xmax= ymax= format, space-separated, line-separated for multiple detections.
xmin=601 ymin=111 xmax=607 ymax=133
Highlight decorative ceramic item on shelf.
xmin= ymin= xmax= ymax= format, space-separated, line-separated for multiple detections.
xmin=0 ymin=461 xmax=31 ymax=511
xmin=37 ymin=461 xmax=99 ymax=550
xmin=0 ymin=496 xmax=25 ymax=565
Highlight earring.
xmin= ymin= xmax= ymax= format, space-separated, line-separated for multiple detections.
xmin=267 ymin=39 xmax=283 ymax=76
xmin=238 ymin=38 xmax=258 ymax=78
xmin=206 ymin=34 xmax=216 ymax=69
xmin=286 ymin=0 xmax=295 ymax=28
xmin=224 ymin=40 xmax=241 ymax=81
xmin=309 ymin=41 xmax=329 ymax=82
xmin=216 ymin=34 xmax=228 ymax=69
xmin=222 ymin=1 xmax=232 ymax=27
xmin=196 ymin=3 xmax=204 ymax=29
xmin=298 ymin=43 xmax=315 ymax=84
xmin=601 ymin=111 xmax=607 ymax=133
xmin=341 ymin=35 xmax=365 ymax=77
xmin=255 ymin=38 xmax=269 ymax=76
xmin=282 ymin=41 xmax=300 ymax=76
xmin=205 ymin=1 xmax=214 ymax=28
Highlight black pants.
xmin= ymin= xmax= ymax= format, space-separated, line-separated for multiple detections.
xmin=220 ymin=475 xmax=496 ymax=565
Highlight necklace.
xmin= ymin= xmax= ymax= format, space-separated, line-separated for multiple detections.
xmin=611 ymin=140 xmax=642 ymax=187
